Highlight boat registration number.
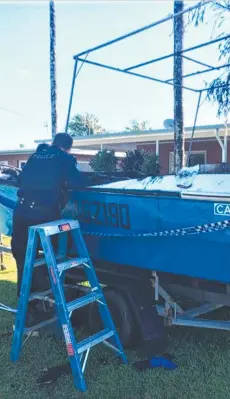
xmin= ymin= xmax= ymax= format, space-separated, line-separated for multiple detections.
xmin=72 ymin=200 xmax=131 ymax=230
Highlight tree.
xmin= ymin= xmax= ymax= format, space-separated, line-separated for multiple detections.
xmin=173 ymin=0 xmax=185 ymax=174
xmin=69 ymin=113 xmax=104 ymax=136
xmin=188 ymin=1 xmax=230 ymax=117
xmin=89 ymin=149 xmax=117 ymax=173
xmin=125 ymin=119 xmax=152 ymax=131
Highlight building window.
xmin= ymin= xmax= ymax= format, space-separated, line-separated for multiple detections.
xmin=0 ymin=161 xmax=9 ymax=166
xmin=77 ymin=161 xmax=92 ymax=172
xmin=169 ymin=151 xmax=207 ymax=174
xmin=18 ymin=160 xmax=26 ymax=169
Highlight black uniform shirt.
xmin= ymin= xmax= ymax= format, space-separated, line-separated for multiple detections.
xmin=17 ymin=145 xmax=83 ymax=209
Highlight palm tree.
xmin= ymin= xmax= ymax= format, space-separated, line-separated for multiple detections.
xmin=49 ymin=0 xmax=57 ymax=138
xmin=173 ymin=1 xmax=185 ymax=173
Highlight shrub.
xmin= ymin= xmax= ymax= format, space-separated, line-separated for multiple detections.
xmin=120 ymin=149 xmax=145 ymax=175
xmin=89 ymin=149 xmax=117 ymax=173
xmin=120 ymin=149 xmax=160 ymax=176
xmin=89 ymin=148 xmax=160 ymax=177
xmin=141 ymin=152 xmax=160 ymax=175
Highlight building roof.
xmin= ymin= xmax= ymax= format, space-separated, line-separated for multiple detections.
xmin=0 ymin=147 xmax=126 ymax=157
xmin=0 ymin=149 xmax=34 ymax=155
xmin=1 ymin=124 xmax=229 ymax=155
xmin=75 ymin=124 xmax=230 ymax=140
xmin=34 ymin=124 xmax=230 ymax=147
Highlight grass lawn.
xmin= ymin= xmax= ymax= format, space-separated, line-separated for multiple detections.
xmin=1 ymin=259 xmax=230 ymax=399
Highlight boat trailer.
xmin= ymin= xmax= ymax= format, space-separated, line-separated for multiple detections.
xmin=2 ymin=237 xmax=230 ymax=341
xmin=153 ymin=272 xmax=230 ymax=331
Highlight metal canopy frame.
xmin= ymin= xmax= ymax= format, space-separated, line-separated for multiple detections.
xmin=65 ymin=0 xmax=230 ymax=143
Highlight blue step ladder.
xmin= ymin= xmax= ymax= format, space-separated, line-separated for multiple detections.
xmin=11 ymin=219 xmax=127 ymax=392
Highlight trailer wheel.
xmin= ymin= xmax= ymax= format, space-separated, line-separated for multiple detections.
xmin=87 ymin=288 xmax=137 ymax=348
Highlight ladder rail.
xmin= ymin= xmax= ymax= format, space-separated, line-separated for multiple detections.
xmin=11 ymin=228 xmax=39 ymax=362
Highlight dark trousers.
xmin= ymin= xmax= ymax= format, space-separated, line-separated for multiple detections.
xmin=11 ymin=202 xmax=60 ymax=298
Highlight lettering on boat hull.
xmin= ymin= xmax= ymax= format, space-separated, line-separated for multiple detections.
xmin=67 ymin=199 xmax=131 ymax=230
xmin=214 ymin=203 xmax=230 ymax=216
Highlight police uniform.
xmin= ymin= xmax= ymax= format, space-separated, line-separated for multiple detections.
xmin=11 ymin=144 xmax=82 ymax=301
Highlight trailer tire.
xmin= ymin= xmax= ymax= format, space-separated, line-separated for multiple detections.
xmin=87 ymin=288 xmax=137 ymax=348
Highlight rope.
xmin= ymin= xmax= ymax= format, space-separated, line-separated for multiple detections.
xmin=82 ymin=218 xmax=230 ymax=238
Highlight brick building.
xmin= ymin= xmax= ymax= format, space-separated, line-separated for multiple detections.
xmin=0 ymin=123 xmax=229 ymax=174
xmin=0 ymin=148 xmax=125 ymax=172
xmin=0 ymin=149 xmax=92 ymax=170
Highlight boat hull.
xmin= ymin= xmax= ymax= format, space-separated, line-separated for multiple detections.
xmin=65 ymin=187 xmax=230 ymax=284
xmin=1 ymin=170 xmax=230 ymax=284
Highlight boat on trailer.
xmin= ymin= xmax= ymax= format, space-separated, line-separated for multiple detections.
xmin=1 ymin=1 xmax=230 ymax=349
xmin=2 ymin=162 xmax=230 ymax=285
xmin=2 ymin=163 xmax=230 ymax=347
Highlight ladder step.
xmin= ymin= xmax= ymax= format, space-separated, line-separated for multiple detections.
xmin=67 ymin=291 xmax=102 ymax=313
xmin=57 ymin=257 xmax=89 ymax=273
xmin=29 ymin=288 xmax=54 ymax=301
xmin=29 ymin=284 xmax=79 ymax=302
xmin=34 ymin=254 xmax=64 ymax=268
xmin=77 ymin=328 xmax=115 ymax=354
xmin=24 ymin=316 xmax=57 ymax=335
xmin=30 ymin=294 xmax=55 ymax=304
xmin=32 ymin=219 xmax=80 ymax=236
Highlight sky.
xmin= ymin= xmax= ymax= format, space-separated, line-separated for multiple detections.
xmin=0 ymin=0 xmax=228 ymax=149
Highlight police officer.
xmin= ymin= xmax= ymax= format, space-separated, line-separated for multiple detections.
xmin=11 ymin=133 xmax=83 ymax=325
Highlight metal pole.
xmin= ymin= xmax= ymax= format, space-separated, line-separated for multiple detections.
xmin=65 ymin=59 xmax=78 ymax=133
xmin=125 ymin=34 xmax=230 ymax=72
xmin=200 ymin=82 xmax=230 ymax=92
xmin=174 ymin=1 xmax=185 ymax=174
xmin=182 ymin=55 xmax=214 ymax=69
xmin=77 ymin=57 xmax=197 ymax=93
xmin=186 ymin=91 xmax=202 ymax=167
xmin=49 ymin=0 xmax=57 ymax=138
xmin=168 ymin=62 xmax=230 ymax=82
xmin=74 ymin=0 xmax=211 ymax=58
